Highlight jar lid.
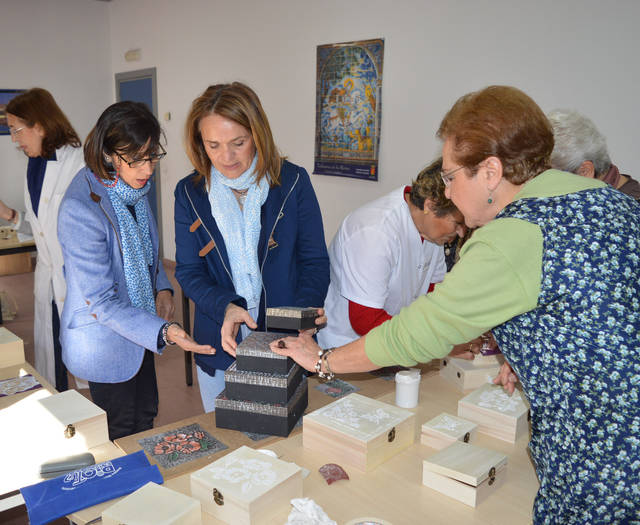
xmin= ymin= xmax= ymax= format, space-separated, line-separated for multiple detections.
xmin=395 ymin=369 xmax=421 ymax=384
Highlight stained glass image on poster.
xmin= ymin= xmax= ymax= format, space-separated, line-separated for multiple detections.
xmin=0 ymin=89 xmax=26 ymax=135
xmin=314 ymin=38 xmax=384 ymax=181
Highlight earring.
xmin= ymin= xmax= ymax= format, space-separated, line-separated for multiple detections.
xmin=423 ymin=209 xmax=429 ymax=215
xmin=488 ymin=198 xmax=493 ymax=204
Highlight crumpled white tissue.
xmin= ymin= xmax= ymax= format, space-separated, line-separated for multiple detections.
xmin=286 ymin=497 xmax=337 ymax=525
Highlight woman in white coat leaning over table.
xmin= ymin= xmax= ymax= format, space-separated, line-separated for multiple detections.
xmin=0 ymin=88 xmax=85 ymax=391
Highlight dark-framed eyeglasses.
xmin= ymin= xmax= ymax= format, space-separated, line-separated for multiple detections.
xmin=117 ymin=144 xmax=166 ymax=169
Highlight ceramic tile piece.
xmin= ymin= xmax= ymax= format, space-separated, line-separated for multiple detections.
xmin=138 ymin=423 xmax=227 ymax=469
xmin=0 ymin=374 xmax=41 ymax=397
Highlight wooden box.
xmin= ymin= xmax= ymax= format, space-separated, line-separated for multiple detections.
xmin=265 ymin=306 xmax=318 ymax=331
xmin=190 ymin=445 xmax=302 ymax=525
xmin=470 ymin=352 xmax=504 ymax=367
xmin=303 ymin=393 xmax=415 ymax=472
xmin=102 ymin=481 xmax=201 ymax=525
xmin=439 ymin=357 xmax=501 ymax=392
xmin=421 ymin=413 xmax=478 ymax=450
xmin=0 ymin=252 xmax=33 ymax=276
xmin=422 ymin=441 xmax=507 ymax=507
xmin=0 ymin=327 xmax=25 ymax=368
xmin=457 ymin=383 xmax=530 ymax=443
xmin=224 ymin=360 xmax=303 ymax=405
xmin=37 ymin=389 xmax=108 ymax=451
xmin=215 ymin=376 xmax=307 ymax=437
xmin=235 ymin=331 xmax=294 ymax=375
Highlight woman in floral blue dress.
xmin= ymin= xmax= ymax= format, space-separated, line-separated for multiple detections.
xmin=272 ymin=86 xmax=640 ymax=523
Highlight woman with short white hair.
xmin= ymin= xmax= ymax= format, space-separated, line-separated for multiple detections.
xmin=548 ymin=109 xmax=640 ymax=200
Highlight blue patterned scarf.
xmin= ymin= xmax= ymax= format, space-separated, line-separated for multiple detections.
xmin=106 ymin=178 xmax=156 ymax=314
xmin=208 ymin=155 xmax=269 ymax=310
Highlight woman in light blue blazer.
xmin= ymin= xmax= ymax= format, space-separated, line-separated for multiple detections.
xmin=58 ymin=102 xmax=213 ymax=440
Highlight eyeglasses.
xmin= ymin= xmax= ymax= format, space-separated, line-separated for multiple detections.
xmin=9 ymin=127 xmax=26 ymax=137
xmin=440 ymin=165 xmax=466 ymax=187
xmin=116 ymin=145 xmax=167 ymax=168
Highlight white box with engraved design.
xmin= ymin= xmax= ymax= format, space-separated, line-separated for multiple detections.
xmin=457 ymin=383 xmax=530 ymax=443
xmin=303 ymin=393 xmax=416 ymax=472
xmin=421 ymin=412 xmax=478 ymax=450
xmin=190 ymin=445 xmax=302 ymax=525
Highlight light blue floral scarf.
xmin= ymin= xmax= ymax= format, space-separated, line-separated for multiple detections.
xmin=106 ymin=178 xmax=156 ymax=314
xmin=208 ymin=155 xmax=269 ymax=310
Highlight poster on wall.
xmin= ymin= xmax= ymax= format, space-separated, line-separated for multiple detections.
xmin=0 ymin=90 xmax=26 ymax=135
xmin=314 ymin=38 xmax=384 ymax=181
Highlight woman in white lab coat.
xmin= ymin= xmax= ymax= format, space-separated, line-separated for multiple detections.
xmin=1 ymin=88 xmax=85 ymax=390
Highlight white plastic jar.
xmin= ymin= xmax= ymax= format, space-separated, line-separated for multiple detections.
xmin=394 ymin=369 xmax=421 ymax=408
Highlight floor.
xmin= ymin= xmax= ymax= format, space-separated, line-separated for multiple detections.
xmin=0 ymin=259 xmax=206 ymax=524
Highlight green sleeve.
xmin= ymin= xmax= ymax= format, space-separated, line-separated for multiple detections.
xmin=365 ymin=217 xmax=543 ymax=367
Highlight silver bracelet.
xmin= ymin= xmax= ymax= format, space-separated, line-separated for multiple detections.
xmin=162 ymin=322 xmax=181 ymax=346
xmin=315 ymin=347 xmax=336 ymax=381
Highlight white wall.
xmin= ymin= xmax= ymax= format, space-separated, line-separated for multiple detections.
xmin=0 ymin=0 xmax=112 ymax=214
xmin=105 ymin=0 xmax=640 ymax=260
xmin=4 ymin=0 xmax=639 ymax=260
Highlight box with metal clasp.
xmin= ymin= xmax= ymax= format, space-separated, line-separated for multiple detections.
xmin=420 ymin=412 xmax=478 ymax=450
xmin=190 ymin=445 xmax=302 ymax=525
xmin=303 ymin=393 xmax=416 ymax=472
xmin=422 ymin=441 xmax=508 ymax=507
xmin=457 ymin=383 xmax=530 ymax=443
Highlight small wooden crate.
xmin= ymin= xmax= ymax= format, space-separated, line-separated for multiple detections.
xmin=266 ymin=306 xmax=319 ymax=331
xmin=190 ymin=445 xmax=302 ymax=525
xmin=421 ymin=413 xmax=478 ymax=450
xmin=457 ymin=383 xmax=530 ymax=443
xmin=470 ymin=352 xmax=503 ymax=367
xmin=37 ymin=389 xmax=108 ymax=451
xmin=224 ymin=361 xmax=303 ymax=405
xmin=422 ymin=441 xmax=507 ymax=507
xmin=0 ymin=252 xmax=33 ymax=276
xmin=0 ymin=327 xmax=25 ymax=368
xmin=102 ymin=481 xmax=201 ymax=525
xmin=439 ymin=357 xmax=501 ymax=392
xmin=303 ymin=393 xmax=415 ymax=472
xmin=235 ymin=331 xmax=294 ymax=375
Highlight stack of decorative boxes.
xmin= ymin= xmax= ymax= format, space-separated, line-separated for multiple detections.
xmin=214 ymin=331 xmax=308 ymax=437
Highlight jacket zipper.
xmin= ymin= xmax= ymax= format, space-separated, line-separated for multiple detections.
xmin=260 ymin=171 xmax=300 ymax=328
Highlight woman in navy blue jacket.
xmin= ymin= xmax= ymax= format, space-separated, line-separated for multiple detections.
xmin=175 ymin=82 xmax=330 ymax=411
